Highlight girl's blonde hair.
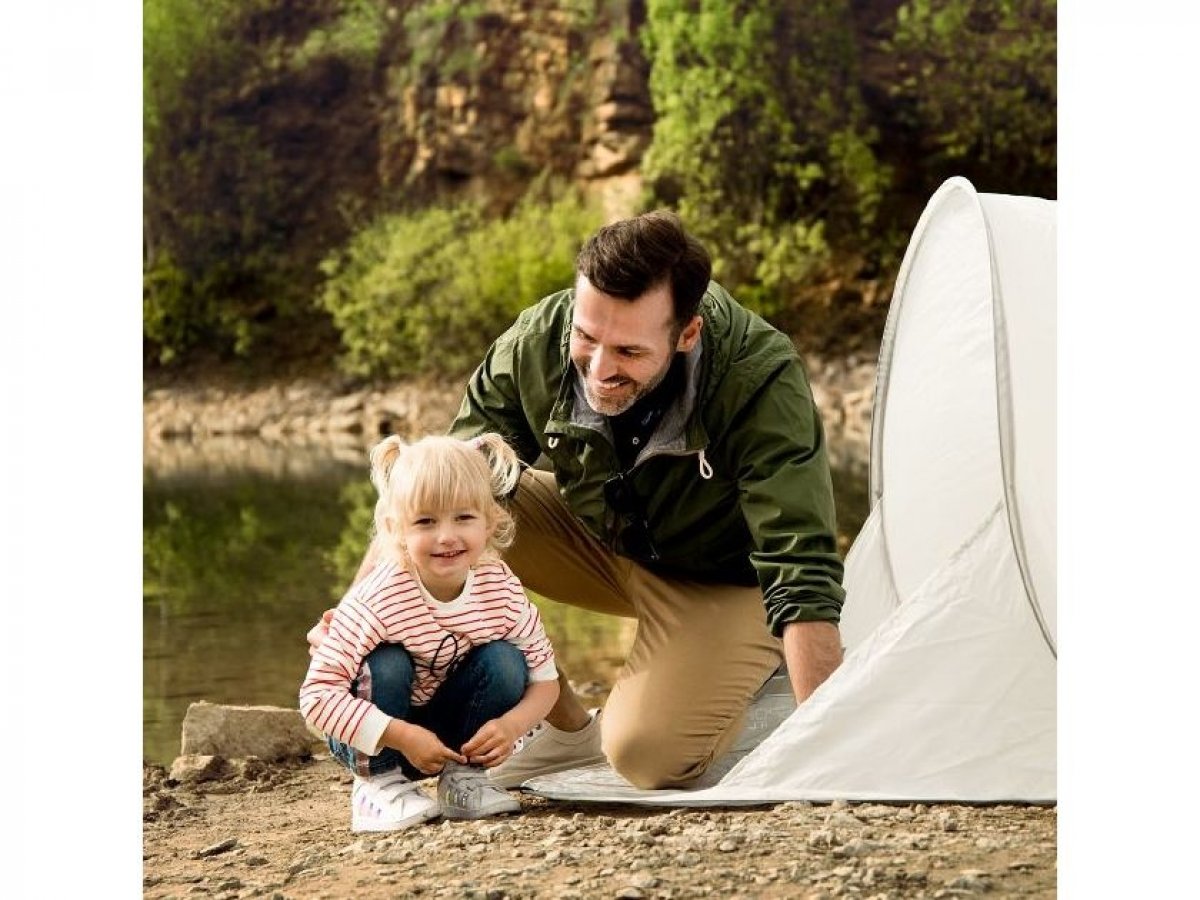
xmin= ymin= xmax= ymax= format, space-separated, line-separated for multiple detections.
xmin=367 ymin=432 xmax=521 ymax=564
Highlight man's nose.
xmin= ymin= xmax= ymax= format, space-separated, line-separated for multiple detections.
xmin=591 ymin=346 xmax=617 ymax=381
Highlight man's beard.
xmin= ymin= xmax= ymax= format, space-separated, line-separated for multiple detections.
xmin=578 ymin=362 xmax=670 ymax=417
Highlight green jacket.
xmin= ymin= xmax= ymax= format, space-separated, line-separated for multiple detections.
xmin=449 ymin=282 xmax=845 ymax=635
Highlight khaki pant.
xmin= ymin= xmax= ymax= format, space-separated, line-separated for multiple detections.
xmin=505 ymin=469 xmax=782 ymax=789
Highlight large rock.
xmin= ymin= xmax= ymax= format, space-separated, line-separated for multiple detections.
xmin=181 ymin=701 xmax=322 ymax=761
xmin=169 ymin=753 xmax=232 ymax=785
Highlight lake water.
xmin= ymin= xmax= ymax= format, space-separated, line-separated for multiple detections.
xmin=143 ymin=439 xmax=869 ymax=766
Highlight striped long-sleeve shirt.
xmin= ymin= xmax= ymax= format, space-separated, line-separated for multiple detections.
xmin=299 ymin=559 xmax=558 ymax=756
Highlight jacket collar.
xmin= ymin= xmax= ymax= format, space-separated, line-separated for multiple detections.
xmin=546 ymin=339 xmax=708 ymax=465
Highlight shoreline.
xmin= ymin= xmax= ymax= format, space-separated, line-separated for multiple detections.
xmin=143 ymin=354 xmax=877 ymax=472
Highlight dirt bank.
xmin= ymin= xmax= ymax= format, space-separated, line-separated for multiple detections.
xmin=143 ymin=757 xmax=1055 ymax=899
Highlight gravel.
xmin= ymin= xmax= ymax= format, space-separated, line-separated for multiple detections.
xmin=143 ymin=757 xmax=1056 ymax=898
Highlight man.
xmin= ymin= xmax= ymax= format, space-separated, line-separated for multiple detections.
xmin=314 ymin=210 xmax=846 ymax=790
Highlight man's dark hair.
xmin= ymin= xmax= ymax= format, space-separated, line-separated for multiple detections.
xmin=575 ymin=210 xmax=712 ymax=325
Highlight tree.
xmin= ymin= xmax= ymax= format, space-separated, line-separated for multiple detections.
xmin=640 ymin=0 xmax=892 ymax=316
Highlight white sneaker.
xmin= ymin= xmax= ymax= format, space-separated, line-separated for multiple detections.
xmin=487 ymin=708 xmax=605 ymax=789
xmin=438 ymin=762 xmax=521 ymax=819
xmin=350 ymin=770 xmax=439 ymax=832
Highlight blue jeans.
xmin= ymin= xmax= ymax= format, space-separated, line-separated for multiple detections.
xmin=328 ymin=640 xmax=528 ymax=780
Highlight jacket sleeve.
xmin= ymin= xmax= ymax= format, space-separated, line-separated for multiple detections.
xmin=448 ymin=328 xmax=542 ymax=463
xmin=726 ymin=358 xmax=846 ymax=636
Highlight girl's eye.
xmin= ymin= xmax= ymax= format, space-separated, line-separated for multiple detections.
xmin=413 ymin=517 xmax=434 ymax=527
xmin=455 ymin=513 xmax=477 ymax=522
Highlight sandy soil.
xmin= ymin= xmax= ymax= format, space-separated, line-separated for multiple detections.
xmin=143 ymin=756 xmax=1056 ymax=899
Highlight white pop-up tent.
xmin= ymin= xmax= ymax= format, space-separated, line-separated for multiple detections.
xmin=529 ymin=177 xmax=1057 ymax=805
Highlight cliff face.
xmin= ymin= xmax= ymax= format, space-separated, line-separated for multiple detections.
xmin=375 ymin=0 xmax=653 ymax=221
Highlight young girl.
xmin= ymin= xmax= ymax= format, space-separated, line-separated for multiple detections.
xmin=300 ymin=433 xmax=560 ymax=832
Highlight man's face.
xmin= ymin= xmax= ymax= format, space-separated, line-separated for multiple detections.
xmin=569 ymin=275 xmax=702 ymax=417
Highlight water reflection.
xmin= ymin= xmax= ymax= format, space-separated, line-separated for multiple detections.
xmin=143 ymin=440 xmax=868 ymax=766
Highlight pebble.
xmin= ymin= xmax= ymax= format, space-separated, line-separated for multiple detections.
xmin=949 ymin=870 xmax=991 ymax=891
xmin=833 ymin=838 xmax=877 ymax=857
xmin=193 ymin=837 xmax=238 ymax=858
xmin=807 ymin=829 xmax=836 ymax=849
xmin=827 ymin=812 xmax=862 ymax=829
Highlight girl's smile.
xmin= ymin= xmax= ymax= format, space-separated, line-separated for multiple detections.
xmin=402 ymin=508 xmax=492 ymax=602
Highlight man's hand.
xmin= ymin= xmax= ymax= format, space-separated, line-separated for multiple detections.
xmin=461 ymin=716 xmax=523 ymax=768
xmin=386 ymin=721 xmax=467 ymax=775
xmin=782 ymin=620 xmax=844 ymax=704
xmin=307 ymin=609 xmax=334 ymax=657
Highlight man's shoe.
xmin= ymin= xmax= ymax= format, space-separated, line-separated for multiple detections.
xmin=438 ymin=762 xmax=521 ymax=819
xmin=350 ymin=770 xmax=439 ymax=832
xmin=487 ymin=708 xmax=605 ymax=789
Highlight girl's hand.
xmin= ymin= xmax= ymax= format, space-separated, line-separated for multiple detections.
xmin=397 ymin=724 xmax=467 ymax=775
xmin=462 ymin=717 xmax=521 ymax=767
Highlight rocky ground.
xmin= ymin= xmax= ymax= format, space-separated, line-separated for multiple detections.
xmin=142 ymin=356 xmax=1055 ymax=898
xmin=142 ymin=756 xmax=1056 ymax=899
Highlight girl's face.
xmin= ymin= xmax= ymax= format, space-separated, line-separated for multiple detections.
xmin=400 ymin=505 xmax=492 ymax=601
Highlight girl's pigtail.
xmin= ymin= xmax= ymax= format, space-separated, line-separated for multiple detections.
xmin=369 ymin=435 xmax=406 ymax=497
xmin=471 ymin=433 xmax=521 ymax=500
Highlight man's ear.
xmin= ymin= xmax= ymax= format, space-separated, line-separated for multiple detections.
xmin=675 ymin=315 xmax=703 ymax=352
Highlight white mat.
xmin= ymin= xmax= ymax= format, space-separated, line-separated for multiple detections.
xmin=523 ymin=672 xmax=795 ymax=806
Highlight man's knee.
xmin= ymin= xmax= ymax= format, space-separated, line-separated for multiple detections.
xmin=601 ymin=719 xmax=715 ymax=790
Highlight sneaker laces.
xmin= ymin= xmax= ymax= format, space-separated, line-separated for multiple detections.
xmin=442 ymin=765 xmax=492 ymax=807
xmin=511 ymin=721 xmax=545 ymax=755
xmin=509 ymin=708 xmax=602 ymax=757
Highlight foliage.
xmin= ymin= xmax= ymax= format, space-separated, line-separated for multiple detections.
xmin=640 ymin=0 xmax=892 ymax=318
xmin=887 ymin=0 xmax=1057 ymax=197
xmin=143 ymin=0 xmax=388 ymax=364
xmin=402 ymin=0 xmax=487 ymax=75
xmin=295 ymin=0 xmax=389 ymax=64
xmin=142 ymin=0 xmax=1056 ymax=366
xmin=326 ymin=477 xmax=379 ymax=594
xmin=143 ymin=0 xmax=224 ymax=161
xmin=317 ymin=190 xmax=603 ymax=377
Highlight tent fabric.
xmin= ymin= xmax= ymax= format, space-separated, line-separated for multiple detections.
xmin=527 ymin=177 xmax=1057 ymax=805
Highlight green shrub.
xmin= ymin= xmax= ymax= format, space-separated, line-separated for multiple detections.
xmin=887 ymin=0 xmax=1057 ymax=196
xmin=143 ymin=0 xmax=390 ymax=365
xmin=318 ymin=191 xmax=602 ymax=378
xmin=641 ymin=0 xmax=890 ymax=319
xmin=143 ymin=252 xmax=198 ymax=365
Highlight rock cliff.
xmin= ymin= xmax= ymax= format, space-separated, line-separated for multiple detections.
xmin=378 ymin=0 xmax=654 ymax=221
